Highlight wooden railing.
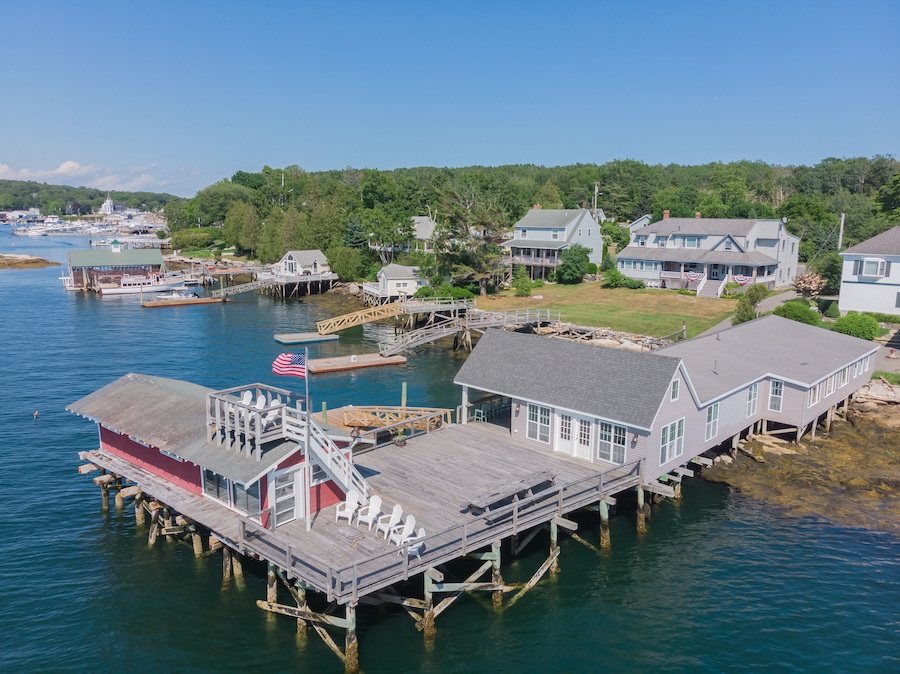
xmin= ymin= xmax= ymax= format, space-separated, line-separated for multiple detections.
xmin=315 ymin=301 xmax=404 ymax=334
xmin=237 ymin=459 xmax=643 ymax=603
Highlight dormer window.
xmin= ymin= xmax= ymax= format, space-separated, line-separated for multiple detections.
xmin=724 ymin=239 xmax=733 ymax=251
xmin=520 ymin=229 xmax=527 ymax=239
xmin=657 ymin=236 xmax=667 ymax=247
xmin=637 ymin=236 xmax=647 ymax=247
xmin=683 ymin=236 xmax=699 ymax=249
xmin=551 ymin=229 xmax=559 ymax=240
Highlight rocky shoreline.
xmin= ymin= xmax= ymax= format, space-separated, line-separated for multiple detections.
xmin=0 ymin=253 xmax=59 ymax=269
xmin=703 ymin=380 xmax=900 ymax=535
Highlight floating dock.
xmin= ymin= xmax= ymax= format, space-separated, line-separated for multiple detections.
xmin=308 ymin=353 xmax=406 ymax=373
xmin=142 ymin=297 xmax=229 ymax=308
xmin=274 ymin=332 xmax=339 ymax=345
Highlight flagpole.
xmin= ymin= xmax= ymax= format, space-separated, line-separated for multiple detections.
xmin=304 ymin=345 xmax=312 ymax=531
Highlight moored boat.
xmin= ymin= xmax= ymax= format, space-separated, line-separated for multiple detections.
xmin=141 ymin=290 xmax=228 ymax=307
xmin=98 ymin=273 xmax=186 ymax=296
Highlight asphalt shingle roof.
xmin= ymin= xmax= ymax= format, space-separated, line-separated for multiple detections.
xmin=659 ymin=315 xmax=878 ymax=402
xmin=454 ymin=329 xmax=681 ymax=429
xmin=617 ymin=247 xmax=778 ymax=265
xmin=635 ymin=218 xmax=762 ymax=237
xmin=514 ymin=208 xmax=594 ymax=230
xmin=284 ymin=249 xmax=327 ymax=267
xmin=69 ymin=249 xmax=164 ymax=267
xmin=380 ymin=263 xmax=420 ymax=280
xmin=842 ymin=225 xmax=900 ymax=256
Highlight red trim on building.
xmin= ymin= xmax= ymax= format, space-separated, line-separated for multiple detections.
xmin=99 ymin=426 xmax=202 ymax=495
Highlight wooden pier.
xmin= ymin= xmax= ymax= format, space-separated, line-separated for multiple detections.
xmin=308 ymin=353 xmax=407 ymax=373
xmin=274 ymin=332 xmax=339 ymax=345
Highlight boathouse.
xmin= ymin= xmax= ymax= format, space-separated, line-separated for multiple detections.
xmin=277 ymin=249 xmax=332 ymax=277
xmin=63 ymin=243 xmax=166 ymax=291
xmin=455 ymin=315 xmax=879 ymax=477
xmin=363 ymin=263 xmax=426 ymax=305
xmin=69 ymin=314 xmax=879 ymax=672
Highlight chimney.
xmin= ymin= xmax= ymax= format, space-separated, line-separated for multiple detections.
xmin=663 ymin=209 xmax=670 ymax=219
xmin=695 ymin=212 xmax=701 ymax=219
xmin=533 ymin=204 xmax=542 ymax=210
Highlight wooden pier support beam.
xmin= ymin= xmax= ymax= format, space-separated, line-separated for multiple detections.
xmin=222 ymin=547 xmax=233 ymax=584
xmin=636 ymin=487 xmax=647 ymax=534
xmin=267 ymin=562 xmax=277 ymax=603
xmin=826 ymin=405 xmax=835 ymax=432
xmin=114 ymin=478 xmax=125 ymax=510
xmin=232 ymin=550 xmax=243 ymax=578
xmin=345 ymin=603 xmax=359 ymax=674
xmin=94 ymin=473 xmax=114 ymax=511
xmin=490 ymin=541 xmax=504 ymax=607
xmin=549 ymin=522 xmax=560 ymax=576
xmin=191 ymin=526 xmax=204 ymax=557
xmin=599 ymin=500 xmax=611 ymax=551
xmin=134 ymin=494 xmax=146 ymax=526
xmin=295 ymin=582 xmax=308 ymax=636
xmin=423 ymin=570 xmax=437 ymax=639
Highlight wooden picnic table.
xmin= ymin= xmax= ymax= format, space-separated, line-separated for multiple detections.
xmin=462 ymin=469 xmax=557 ymax=516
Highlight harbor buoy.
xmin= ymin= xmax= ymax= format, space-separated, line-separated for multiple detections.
xmin=33 ymin=410 xmax=38 ymax=420
xmin=350 ymin=355 xmax=358 ymax=363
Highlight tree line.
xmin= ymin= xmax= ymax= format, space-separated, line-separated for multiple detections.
xmin=162 ymin=157 xmax=899 ymax=290
xmin=0 ymin=179 xmax=180 ymax=215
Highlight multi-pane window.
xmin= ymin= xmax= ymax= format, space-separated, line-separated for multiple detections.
xmin=840 ymin=367 xmax=849 ymax=386
xmin=551 ymin=229 xmax=559 ymax=240
xmin=705 ymin=403 xmax=719 ymax=441
xmin=769 ymin=380 xmax=783 ymax=412
xmin=671 ymin=380 xmax=679 ymax=401
xmin=637 ymin=236 xmax=647 ymax=247
xmin=808 ymin=382 xmax=821 ymax=407
xmin=825 ymin=375 xmax=836 ymax=397
xmin=232 ymin=480 xmax=261 ymax=515
xmin=657 ymin=236 xmax=667 ymax=247
xmin=724 ymin=239 xmax=733 ymax=251
xmin=203 ymin=469 xmax=229 ymax=503
xmin=684 ymin=236 xmax=699 ymax=249
xmin=578 ymin=419 xmax=592 ymax=450
xmin=597 ymin=422 xmax=627 ymax=464
xmin=660 ymin=419 xmax=684 ymax=464
xmin=527 ymin=404 xmax=551 ymax=443
xmin=559 ymin=414 xmax=572 ymax=442
xmin=747 ymin=383 xmax=758 ymax=417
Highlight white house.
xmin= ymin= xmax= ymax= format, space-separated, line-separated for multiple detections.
xmin=277 ymin=250 xmax=331 ymax=277
xmin=838 ymin=226 xmax=900 ymax=314
xmin=617 ymin=212 xmax=800 ymax=298
xmin=502 ymin=206 xmax=604 ymax=280
xmin=363 ymin=264 xmax=426 ymax=305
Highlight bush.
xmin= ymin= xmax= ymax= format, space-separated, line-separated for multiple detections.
xmin=677 ymin=288 xmax=696 ymax=296
xmin=532 ymin=278 xmax=544 ymax=288
xmin=862 ymin=311 xmax=900 ymax=323
xmin=413 ymin=285 xmax=435 ymax=298
xmin=170 ymin=227 xmax=217 ymax=250
xmin=585 ymin=262 xmax=598 ymax=275
xmin=600 ymin=247 xmax=616 ymax=272
xmin=514 ymin=274 xmax=532 ymax=297
xmin=816 ymin=299 xmax=840 ymax=318
xmin=773 ymin=301 xmax=820 ymax=325
xmin=604 ymin=269 xmax=645 ymax=289
xmin=832 ymin=313 xmax=879 ymax=340
xmin=557 ymin=244 xmax=590 ymax=284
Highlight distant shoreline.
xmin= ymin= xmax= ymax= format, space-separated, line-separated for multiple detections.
xmin=0 ymin=254 xmax=60 ymax=269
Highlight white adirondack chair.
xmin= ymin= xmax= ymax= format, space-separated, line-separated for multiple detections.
xmin=254 ymin=394 xmax=267 ymax=411
xmin=335 ymin=490 xmax=360 ymax=524
xmin=389 ymin=515 xmax=416 ymax=546
xmin=397 ymin=528 xmax=426 ymax=560
xmin=376 ymin=504 xmax=403 ymax=539
xmin=355 ymin=495 xmax=383 ymax=530
xmin=241 ymin=390 xmax=253 ymax=406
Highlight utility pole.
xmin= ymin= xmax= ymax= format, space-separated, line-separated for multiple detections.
xmin=591 ymin=182 xmax=602 ymax=220
xmin=837 ymin=212 xmax=845 ymax=251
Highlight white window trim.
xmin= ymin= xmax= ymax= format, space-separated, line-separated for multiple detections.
xmin=705 ymin=403 xmax=719 ymax=441
xmin=660 ymin=418 xmax=685 ymax=465
xmin=526 ymin=403 xmax=551 ymax=444
xmin=747 ymin=382 xmax=758 ymax=418
xmin=671 ymin=379 xmax=679 ymax=401
xmin=597 ymin=421 xmax=627 ymax=464
xmin=840 ymin=366 xmax=849 ymax=387
xmin=768 ymin=379 xmax=783 ymax=413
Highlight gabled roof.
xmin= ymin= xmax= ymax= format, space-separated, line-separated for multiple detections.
xmin=841 ymin=225 xmax=900 ymax=256
xmin=411 ymin=216 xmax=437 ymax=241
xmin=659 ymin=315 xmax=878 ymax=403
xmin=503 ymin=240 xmax=568 ymax=250
xmin=283 ymin=249 xmax=327 ymax=266
xmin=635 ymin=218 xmax=763 ymax=237
xmin=69 ymin=249 xmax=164 ymax=267
xmin=454 ymin=330 xmax=681 ymax=430
xmin=513 ymin=208 xmax=596 ymax=231
xmin=617 ymin=247 xmax=778 ymax=266
xmin=379 ymin=263 xmax=420 ymax=280
xmin=68 ymin=373 xmax=210 ymax=455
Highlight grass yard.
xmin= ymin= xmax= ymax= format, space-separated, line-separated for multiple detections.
xmin=477 ymin=283 xmax=736 ymax=338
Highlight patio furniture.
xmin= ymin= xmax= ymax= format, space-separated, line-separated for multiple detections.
xmin=335 ymin=490 xmax=360 ymax=524
xmin=376 ymin=504 xmax=403 ymax=539
xmin=389 ymin=515 xmax=416 ymax=546
xmin=355 ymin=495 xmax=383 ymax=530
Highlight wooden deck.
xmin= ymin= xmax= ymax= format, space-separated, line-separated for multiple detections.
xmin=85 ymin=422 xmax=642 ymax=604
xmin=274 ymin=332 xmax=339 ymax=345
xmin=308 ymin=353 xmax=407 ymax=373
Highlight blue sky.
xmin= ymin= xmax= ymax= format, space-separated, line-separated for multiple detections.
xmin=2 ymin=0 xmax=897 ymax=197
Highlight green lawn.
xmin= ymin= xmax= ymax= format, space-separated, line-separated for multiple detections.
xmin=478 ymin=283 xmax=736 ymax=337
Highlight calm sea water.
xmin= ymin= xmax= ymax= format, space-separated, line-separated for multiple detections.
xmin=0 ymin=228 xmax=897 ymax=673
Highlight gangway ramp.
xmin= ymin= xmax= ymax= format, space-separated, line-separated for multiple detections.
xmin=211 ymin=278 xmax=278 ymax=298
xmin=316 ymin=302 xmax=404 ymax=335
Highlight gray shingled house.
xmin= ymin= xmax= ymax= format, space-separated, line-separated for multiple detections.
xmin=454 ymin=315 xmax=877 ymax=483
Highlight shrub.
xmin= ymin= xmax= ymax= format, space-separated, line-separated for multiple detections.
xmin=863 ymin=311 xmax=900 ymax=323
xmin=557 ymin=244 xmax=590 ymax=284
xmin=677 ymin=288 xmax=696 ymax=296
xmin=532 ymin=278 xmax=544 ymax=287
xmin=514 ymin=274 xmax=532 ymax=297
xmin=773 ymin=301 xmax=820 ymax=325
xmin=832 ymin=313 xmax=879 ymax=340
xmin=585 ymin=262 xmax=598 ymax=275
xmin=600 ymin=247 xmax=616 ymax=272
xmin=792 ymin=271 xmax=826 ymax=297
xmin=413 ymin=286 xmax=435 ymax=298
xmin=816 ymin=299 xmax=840 ymax=318
xmin=170 ymin=227 xmax=217 ymax=250
xmin=604 ymin=269 xmax=645 ymax=289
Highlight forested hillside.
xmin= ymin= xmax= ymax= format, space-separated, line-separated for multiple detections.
xmin=0 ymin=180 xmax=180 ymax=215
xmin=165 ymin=157 xmax=900 ymax=272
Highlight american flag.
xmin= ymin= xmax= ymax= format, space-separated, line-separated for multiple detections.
xmin=272 ymin=352 xmax=307 ymax=378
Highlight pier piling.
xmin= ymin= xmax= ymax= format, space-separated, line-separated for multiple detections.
xmin=636 ymin=487 xmax=647 ymax=534
xmin=345 ymin=603 xmax=360 ymax=674
xmin=599 ymin=501 xmax=611 ymax=550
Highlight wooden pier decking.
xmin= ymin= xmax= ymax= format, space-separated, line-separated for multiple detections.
xmin=308 ymin=353 xmax=407 ymax=373
xmin=82 ymin=422 xmax=642 ymax=604
xmin=274 ymin=332 xmax=339 ymax=345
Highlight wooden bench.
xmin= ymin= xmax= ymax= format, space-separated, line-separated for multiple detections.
xmin=463 ymin=470 xmax=557 ymax=516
